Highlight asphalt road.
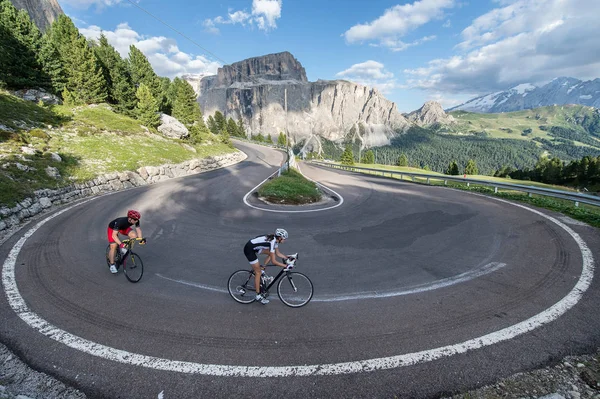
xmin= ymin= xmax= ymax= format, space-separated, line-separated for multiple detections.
xmin=2 ymin=141 xmax=600 ymax=399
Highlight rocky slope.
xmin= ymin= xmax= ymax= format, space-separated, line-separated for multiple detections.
xmin=195 ymin=52 xmax=412 ymax=148
xmin=8 ymin=0 xmax=63 ymax=32
xmin=450 ymin=77 xmax=600 ymax=113
xmin=406 ymin=100 xmax=456 ymax=126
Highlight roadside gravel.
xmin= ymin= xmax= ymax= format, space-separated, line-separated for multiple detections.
xmin=1 ymin=340 xmax=600 ymax=399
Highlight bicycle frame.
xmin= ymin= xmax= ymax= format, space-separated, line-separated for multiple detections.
xmin=260 ymin=266 xmax=289 ymax=294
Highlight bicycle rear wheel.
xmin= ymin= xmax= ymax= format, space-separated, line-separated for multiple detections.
xmin=123 ymin=252 xmax=144 ymax=283
xmin=228 ymin=270 xmax=257 ymax=304
xmin=277 ymin=272 xmax=313 ymax=307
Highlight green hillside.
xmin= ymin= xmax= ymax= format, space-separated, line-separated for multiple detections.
xmin=0 ymin=91 xmax=233 ymax=206
xmin=315 ymin=105 xmax=600 ymax=176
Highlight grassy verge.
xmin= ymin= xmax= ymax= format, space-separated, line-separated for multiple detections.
xmin=331 ymin=162 xmax=600 ymax=228
xmin=258 ymin=168 xmax=321 ymax=204
xmin=0 ymin=92 xmax=234 ymax=207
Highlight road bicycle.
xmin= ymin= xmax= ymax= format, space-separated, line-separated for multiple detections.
xmin=227 ymin=253 xmax=313 ymax=307
xmin=105 ymin=238 xmax=145 ymax=283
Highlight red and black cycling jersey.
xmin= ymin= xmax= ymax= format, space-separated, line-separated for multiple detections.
xmin=108 ymin=217 xmax=140 ymax=230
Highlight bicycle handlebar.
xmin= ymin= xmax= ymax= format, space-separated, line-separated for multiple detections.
xmin=122 ymin=237 xmax=146 ymax=247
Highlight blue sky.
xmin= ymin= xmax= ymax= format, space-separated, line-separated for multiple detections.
xmin=59 ymin=0 xmax=600 ymax=113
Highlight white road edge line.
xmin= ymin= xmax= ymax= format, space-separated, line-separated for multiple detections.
xmin=1 ymin=195 xmax=594 ymax=377
xmin=156 ymin=262 xmax=507 ymax=301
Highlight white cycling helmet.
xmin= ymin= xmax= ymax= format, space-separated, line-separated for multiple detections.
xmin=275 ymin=228 xmax=288 ymax=239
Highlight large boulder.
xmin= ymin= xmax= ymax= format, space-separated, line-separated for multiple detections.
xmin=11 ymin=88 xmax=62 ymax=105
xmin=157 ymin=113 xmax=189 ymax=139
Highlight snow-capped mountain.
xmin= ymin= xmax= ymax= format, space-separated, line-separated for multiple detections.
xmin=449 ymin=77 xmax=600 ymax=113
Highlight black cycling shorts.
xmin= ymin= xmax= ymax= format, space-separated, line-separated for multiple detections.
xmin=244 ymin=241 xmax=260 ymax=263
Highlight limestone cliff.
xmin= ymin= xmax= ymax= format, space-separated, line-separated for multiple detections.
xmin=196 ymin=52 xmax=411 ymax=148
xmin=9 ymin=0 xmax=63 ymax=32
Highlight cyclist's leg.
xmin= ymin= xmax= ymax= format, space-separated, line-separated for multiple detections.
xmin=125 ymin=226 xmax=137 ymax=239
xmin=244 ymin=242 xmax=262 ymax=295
xmin=107 ymin=228 xmax=118 ymax=264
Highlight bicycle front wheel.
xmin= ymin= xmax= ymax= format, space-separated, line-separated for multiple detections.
xmin=123 ymin=252 xmax=144 ymax=283
xmin=277 ymin=272 xmax=313 ymax=307
xmin=228 ymin=270 xmax=257 ymax=304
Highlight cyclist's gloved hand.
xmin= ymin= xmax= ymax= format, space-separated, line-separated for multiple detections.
xmin=119 ymin=243 xmax=126 ymax=249
xmin=140 ymin=238 xmax=147 ymax=245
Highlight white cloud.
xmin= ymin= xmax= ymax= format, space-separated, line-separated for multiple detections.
xmin=203 ymin=0 xmax=282 ymax=34
xmin=405 ymin=0 xmax=600 ymax=95
xmin=343 ymin=0 xmax=455 ymax=50
xmin=376 ymin=35 xmax=436 ymax=52
xmin=336 ymin=61 xmax=398 ymax=94
xmin=79 ymin=23 xmax=221 ymax=78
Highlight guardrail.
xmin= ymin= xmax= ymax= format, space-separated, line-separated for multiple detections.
xmin=310 ymin=161 xmax=600 ymax=208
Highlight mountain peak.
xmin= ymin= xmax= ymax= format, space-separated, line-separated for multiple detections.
xmin=450 ymin=76 xmax=600 ymax=113
xmin=406 ymin=101 xmax=455 ymax=126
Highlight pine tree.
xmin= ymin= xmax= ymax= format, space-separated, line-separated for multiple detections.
xmin=159 ymin=76 xmax=172 ymax=114
xmin=38 ymin=34 xmax=65 ymax=94
xmin=207 ymin=115 xmax=218 ymax=134
xmin=135 ymin=83 xmax=160 ymax=128
xmin=226 ymin=118 xmax=239 ymax=137
xmin=361 ymin=149 xmax=374 ymax=164
xmin=277 ymin=132 xmax=287 ymax=146
xmin=397 ymin=153 xmax=408 ymax=167
xmin=45 ymin=14 xmax=80 ymax=93
xmin=220 ymin=128 xmax=233 ymax=147
xmin=213 ymin=111 xmax=226 ymax=133
xmin=128 ymin=45 xmax=164 ymax=111
xmin=464 ymin=159 xmax=478 ymax=175
xmin=67 ymin=36 xmax=108 ymax=104
xmin=446 ymin=161 xmax=459 ymax=175
xmin=236 ymin=119 xmax=245 ymax=138
xmin=0 ymin=0 xmax=47 ymax=88
xmin=341 ymin=144 xmax=355 ymax=165
xmin=172 ymin=77 xmax=201 ymax=125
xmin=94 ymin=34 xmax=135 ymax=113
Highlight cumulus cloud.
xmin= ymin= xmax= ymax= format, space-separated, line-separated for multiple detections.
xmin=336 ymin=61 xmax=398 ymax=94
xmin=79 ymin=23 xmax=221 ymax=78
xmin=343 ymin=0 xmax=455 ymax=50
xmin=405 ymin=0 xmax=600 ymax=95
xmin=203 ymin=0 xmax=282 ymax=34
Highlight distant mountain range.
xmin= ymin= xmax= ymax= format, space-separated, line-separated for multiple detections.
xmin=449 ymin=77 xmax=600 ymax=113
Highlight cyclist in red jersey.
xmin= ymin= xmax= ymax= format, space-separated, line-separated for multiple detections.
xmin=107 ymin=210 xmax=144 ymax=274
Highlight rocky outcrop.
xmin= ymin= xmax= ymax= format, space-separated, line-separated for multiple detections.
xmin=10 ymin=88 xmax=62 ymax=105
xmin=9 ymin=0 xmax=63 ymax=32
xmin=405 ymin=101 xmax=455 ymax=127
xmin=196 ymin=52 xmax=411 ymax=148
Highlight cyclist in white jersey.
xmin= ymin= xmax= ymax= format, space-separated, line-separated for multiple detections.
xmin=243 ymin=228 xmax=289 ymax=304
